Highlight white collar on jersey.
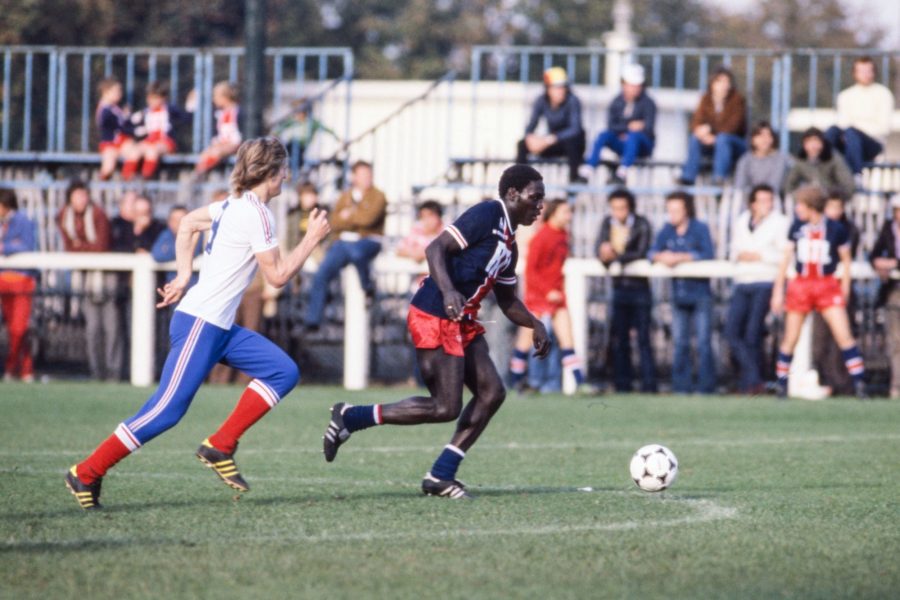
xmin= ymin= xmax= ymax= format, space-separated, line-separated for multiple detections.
xmin=495 ymin=199 xmax=516 ymax=234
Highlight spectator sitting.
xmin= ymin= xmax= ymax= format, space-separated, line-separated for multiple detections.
xmin=287 ymin=183 xmax=324 ymax=248
xmin=152 ymin=204 xmax=201 ymax=284
xmin=396 ymin=200 xmax=444 ymax=264
xmin=195 ymin=81 xmax=242 ymax=175
xmin=825 ymin=55 xmax=895 ymax=176
xmin=870 ymin=194 xmax=900 ymax=398
xmin=724 ymin=184 xmax=789 ymax=394
xmin=56 ymin=181 xmax=119 ymax=381
xmin=678 ymin=66 xmax=747 ymax=186
xmin=597 ymin=187 xmax=657 ymax=393
xmin=733 ymin=121 xmax=791 ymax=197
xmin=785 ymin=127 xmax=854 ymax=199
xmin=582 ymin=64 xmax=656 ymax=184
xmin=0 ymin=188 xmax=37 ymax=382
xmin=123 ymin=81 xmax=191 ymax=180
xmin=649 ymin=191 xmax=716 ymax=394
xmin=271 ymin=98 xmax=340 ymax=173
xmin=515 ymin=67 xmax=586 ymax=183
xmin=303 ymin=160 xmax=386 ymax=331
xmin=95 ymin=77 xmax=135 ymax=181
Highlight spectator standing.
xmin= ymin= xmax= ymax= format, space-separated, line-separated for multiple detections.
xmin=271 ymin=98 xmax=341 ymax=172
xmin=516 ymin=67 xmax=586 ymax=183
xmin=825 ymin=56 xmax=895 ymax=176
xmin=649 ymin=192 xmax=716 ymax=394
xmin=678 ymin=66 xmax=747 ymax=186
xmin=785 ymin=127 xmax=855 ymax=199
xmin=597 ymin=188 xmax=657 ymax=392
xmin=0 ymin=189 xmax=37 ymax=382
xmin=733 ymin=121 xmax=791 ymax=197
xmin=95 ymin=78 xmax=135 ymax=181
xmin=303 ymin=161 xmax=386 ymax=330
xmin=725 ymin=184 xmax=789 ymax=394
xmin=870 ymin=195 xmax=900 ymax=398
xmin=195 ymin=81 xmax=242 ymax=175
xmin=56 ymin=181 xmax=118 ymax=381
xmin=123 ymin=81 xmax=191 ymax=180
xmin=583 ymin=64 xmax=657 ymax=184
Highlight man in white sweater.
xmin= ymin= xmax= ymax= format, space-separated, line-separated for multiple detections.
xmin=724 ymin=184 xmax=790 ymax=394
xmin=825 ymin=56 xmax=895 ymax=175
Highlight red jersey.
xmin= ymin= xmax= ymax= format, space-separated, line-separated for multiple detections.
xmin=525 ymin=223 xmax=569 ymax=315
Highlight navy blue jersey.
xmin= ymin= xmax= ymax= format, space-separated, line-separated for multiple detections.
xmin=412 ymin=200 xmax=518 ymax=319
xmin=787 ymin=217 xmax=849 ymax=277
xmin=95 ymin=103 xmax=130 ymax=143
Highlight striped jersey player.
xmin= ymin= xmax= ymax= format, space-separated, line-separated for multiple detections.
xmin=65 ymin=137 xmax=331 ymax=510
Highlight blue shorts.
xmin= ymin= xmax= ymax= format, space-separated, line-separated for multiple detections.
xmin=115 ymin=311 xmax=299 ymax=449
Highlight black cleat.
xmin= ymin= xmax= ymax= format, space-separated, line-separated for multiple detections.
xmin=776 ymin=379 xmax=788 ymax=400
xmin=65 ymin=466 xmax=102 ymax=510
xmin=854 ymin=380 xmax=869 ymax=400
xmin=196 ymin=439 xmax=249 ymax=492
xmin=422 ymin=472 xmax=472 ymax=499
xmin=323 ymin=402 xmax=351 ymax=462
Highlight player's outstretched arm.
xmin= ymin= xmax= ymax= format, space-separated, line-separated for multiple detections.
xmin=425 ymin=232 xmax=466 ymax=321
xmin=256 ymin=207 xmax=331 ymax=288
xmin=494 ymin=284 xmax=550 ymax=358
xmin=156 ymin=205 xmax=211 ymax=308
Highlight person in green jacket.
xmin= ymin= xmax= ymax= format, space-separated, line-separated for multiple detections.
xmin=785 ymin=127 xmax=855 ymax=199
xmin=270 ymin=98 xmax=341 ymax=171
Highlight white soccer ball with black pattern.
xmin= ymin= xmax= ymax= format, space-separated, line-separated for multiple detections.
xmin=629 ymin=444 xmax=678 ymax=492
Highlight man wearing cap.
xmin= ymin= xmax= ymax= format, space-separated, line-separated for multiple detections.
xmin=516 ymin=67 xmax=586 ymax=183
xmin=582 ymin=64 xmax=656 ymax=184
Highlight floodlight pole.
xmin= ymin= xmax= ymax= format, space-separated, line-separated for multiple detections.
xmin=244 ymin=0 xmax=267 ymax=138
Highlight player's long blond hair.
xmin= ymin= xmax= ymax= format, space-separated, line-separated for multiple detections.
xmin=230 ymin=137 xmax=287 ymax=195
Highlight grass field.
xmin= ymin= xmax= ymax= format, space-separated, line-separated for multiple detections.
xmin=1 ymin=383 xmax=899 ymax=599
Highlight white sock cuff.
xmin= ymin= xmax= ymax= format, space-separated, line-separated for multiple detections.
xmin=445 ymin=444 xmax=465 ymax=457
xmin=115 ymin=423 xmax=141 ymax=452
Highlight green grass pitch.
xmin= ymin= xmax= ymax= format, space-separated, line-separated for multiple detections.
xmin=1 ymin=382 xmax=899 ymax=599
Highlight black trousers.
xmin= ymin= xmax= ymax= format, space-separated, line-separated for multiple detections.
xmin=516 ymin=131 xmax=586 ymax=181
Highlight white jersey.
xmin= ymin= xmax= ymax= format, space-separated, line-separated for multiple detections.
xmin=177 ymin=191 xmax=278 ymax=329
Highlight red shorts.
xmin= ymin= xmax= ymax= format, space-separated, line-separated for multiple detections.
xmin=143 ymin=134 xmax=177 ymax=153
xmin=407 ymin=305 xmax=485 ymax=357
xmin=785 ymin=277 xmax=845 ymax=313
xmin=98 ymin=133 xmax=130 ymax=152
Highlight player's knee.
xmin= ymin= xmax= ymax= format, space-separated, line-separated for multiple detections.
xmin=267 ymin=359 xmax=300 ymax=397
xmin=431 ymin=400 xmax=462 ymax=422
xmin=485 ymin=386 xmax=506 ymax=409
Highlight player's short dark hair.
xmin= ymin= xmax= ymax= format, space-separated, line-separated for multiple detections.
xmin=750 ymin=120 xmax=779 ymax=150
xmin=146 ymin=80 xmax=169 ymax=98
xmin=825 ymin=187 xmax=847 ymax=203
xmin=498 ymin=164 xmax=543 ymax=199
xmin=542 ymin=198 xmax=568 ymax=222
xmin=794 ymin=185 xmax=828 ymax=213
xmin=798 ymin=127 xmax=832 ymax=161
xmin=352 ymin=160 xmax=372 ymax=173
xmin=666 ymin=190 xmax=695 ymax=219
xmin=0 ymin=188 xmax=18 ymax=211
xmin=607 ymin=187 xmax=636 ymax=212
xmin=65 ymin=180 xmax=88 ymax=204
xmin=418 ymin=200 xmax=443 ymax=218
xmin=748 ymin=184 xmax=775 ymax=206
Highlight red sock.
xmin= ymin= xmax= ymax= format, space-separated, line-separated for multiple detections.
xmin=121 ymin=160 xmax=138 ymax=180
xmin=76 ymin=424 xmax=139 ymax=484
xmin=207 ymin=380 xmax=279 ymax=454
xmin=141 ymin=159 xmax=159 ymax=179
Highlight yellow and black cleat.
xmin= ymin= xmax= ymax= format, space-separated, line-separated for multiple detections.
xmin=196 ymin=439 xmax=249 ymax=492
xmin=64 ymin=466 xmax=103 ymax=510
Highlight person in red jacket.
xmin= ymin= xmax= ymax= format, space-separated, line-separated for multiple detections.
xmin=509 ymin=199 xmax=593 ymax=394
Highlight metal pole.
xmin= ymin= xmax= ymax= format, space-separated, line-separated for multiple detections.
xmin=244 ymin=0 xmax=267 ymax=138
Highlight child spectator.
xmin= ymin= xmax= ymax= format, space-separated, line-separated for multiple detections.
xmin=733 ymin=121 xmax=791 ymax=197
xmin=678 ymin=66 xmax=747 ymax=186
xmin=596 ymin=188 xmax=657 ymax=392
xmin=271 ymin=98 xmax=340 ymax=172
xmin=649 ymin=191 xmax=716 ymax=394
xmin=870 ymin=195 xmax=900 ymax=398
xmin=123 ymin=81 xmax=191 ymax=180
xmin=195 ymin=81 xmax=242 ymax=175
xmin=785 ymin=127 xmax=855 ymax=199
xmin=725 ymin=184 xmax=789 ymax=394
xmin=0 ymin=188 xmax=37 ymax=382
xmin=396 ymin=200 xmax=444 ymax=264
xmin=825 ymin=56 xmax=895 ymax=176
xmin=95 ymin=78 xmax=135 ymax=181
xmin=582 ymin=64 xmax=657 ymax=184
xmin=516 ymin=67 xmax=586 ymax=183
xmin=771 ymin=185 xmax=866 ymax=399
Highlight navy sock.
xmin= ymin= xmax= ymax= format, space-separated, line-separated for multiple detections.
xmin=776 ymin=351 xmax=792 ymax=384
xmin=430 ymin=444 xmax=465 ymax=481
xmin=841 ymin=346 xmax=865 ymax=383
xmin=342 ymin=404 xmax=382 ymax=433
xmin=509 ymin=349 xmax=528 ymax=385
xmin=561 ymin=348 xmax=585 ymax=385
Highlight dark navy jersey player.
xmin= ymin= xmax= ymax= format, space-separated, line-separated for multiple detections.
xmin=323 ymin=164 xmax=551 ymax=499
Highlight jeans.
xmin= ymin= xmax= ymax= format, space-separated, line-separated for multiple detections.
xmin=671 ymin=294 xmax=716 ymax=394
xmin=304 ymin=238 xmax=382 ymax=327
xmin=527 ymin=321 xmax=561 ymax=393
xmin=516 ymin=131 xmax=586 ymax=181
xmin=610 ymin=286 xmax=657 ymax=392
xmin=586 ymin=130 xmax=654 ymax=168
xmin=724 ymin=282 xmax=772 ymax=392
xmin=681 ymin=133 xmax=747 ymax=183
xmin=824 ymin=126 xmax=883 ymax=175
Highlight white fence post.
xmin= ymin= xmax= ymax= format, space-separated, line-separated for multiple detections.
xmin=564 ymin=260 xmax=591 ymax=379
xmin=130 ymin=254 xmax=156 ymax=387
xmin=342 ymin=266 xmax=370 ymax=390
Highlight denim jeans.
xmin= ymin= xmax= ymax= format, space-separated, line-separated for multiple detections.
xmin=586 ymin=130 xmax=654 ymax=168
xmin=681 ymin=133 xmax=747 ymax=183
xmin=671 ymin=294 xmax=716 ymax=394
xmin=304 ymin=238 xmax=382 ymax=327
xmin=527 ymin=322 xmax=561 ymax=393
xmin=724 ymin=282 xmax=772 ymax=392
xmin=824 ymin=125 xmax=883 ymax=175
xmin=610 ymin=286 xmax=657 ymax=392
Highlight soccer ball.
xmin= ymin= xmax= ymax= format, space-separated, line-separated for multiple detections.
xmin=629 ymin=444 xmax=678 ymax=492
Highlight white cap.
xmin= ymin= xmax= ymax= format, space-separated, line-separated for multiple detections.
xmin=622 ymin=63 xmax=645 ymax=85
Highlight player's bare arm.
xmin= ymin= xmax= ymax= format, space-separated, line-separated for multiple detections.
xmin=770 ymin=241 xmax=795 ymax=315
xmin=838 ymin=244 xmax=852 ymax=300
xmin=494 ymin=283 xmax=550 ymax=358
xmin=156 ymin=205 xmax=213 ymax=308
xmin=425 ymin=231 xmax=466 ymax=321
xmin=255 ymin=207 xmax=331 ymax=288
